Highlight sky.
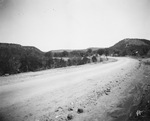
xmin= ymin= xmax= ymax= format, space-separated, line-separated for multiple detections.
xmin=0 ymin=0 xmax=150 ymax=52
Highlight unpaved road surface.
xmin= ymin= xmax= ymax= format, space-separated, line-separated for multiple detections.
xmin=0 ymin=57 xmax=149 ymax=121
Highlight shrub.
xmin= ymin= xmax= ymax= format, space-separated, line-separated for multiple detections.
xmin=92 ymin=56 xmax=97 ymax=62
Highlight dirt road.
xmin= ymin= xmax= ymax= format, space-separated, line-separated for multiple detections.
xmin=0 ymin=57 xmax=148 ymax=121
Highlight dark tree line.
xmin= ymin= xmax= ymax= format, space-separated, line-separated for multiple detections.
xmin=0 ymin=44 xmax=109 ymax=76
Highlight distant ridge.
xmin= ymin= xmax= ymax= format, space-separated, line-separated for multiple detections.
xmin=50 ymin=47 xmax=101 ymax=53
xmin=1 ymin=38 xmax=150 ymax=54
xmin=111 ymin=38 xmax=150 ymax=48
xmin=0 ymin=43 xmax=43 ymax=52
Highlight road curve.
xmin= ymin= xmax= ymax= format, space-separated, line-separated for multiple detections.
xmin=0 ymin=57 xmax=140 ymax=121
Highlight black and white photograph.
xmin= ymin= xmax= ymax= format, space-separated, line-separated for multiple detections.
xmin=0 ymin=0 xmax=150 ymax=121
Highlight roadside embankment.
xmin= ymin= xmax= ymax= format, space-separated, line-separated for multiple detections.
xmin=106 ymin=58 xmax=150 ymax=121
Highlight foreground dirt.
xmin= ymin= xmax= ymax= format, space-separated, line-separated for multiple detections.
xmin=105 ymin=58 xmax=150 ymax=121
xmin=0 ymin=57 xmax=149 ymax=121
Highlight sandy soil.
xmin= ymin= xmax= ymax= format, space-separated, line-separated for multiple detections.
xmin=0 ymin=57 xmax=149 ymax=121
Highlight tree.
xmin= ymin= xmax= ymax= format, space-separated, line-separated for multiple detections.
xmin=61 ymin=51 xmax=69 ymax=57
xmin=45 ymin=51 xmax=53 ymax=58
xmin=87 ymin=49 xmax=92 ymax=56
xmin=92 ymin=56 xmax=97 ymax=63
xmin=119 ymin=50 xmax=127 ymax=56
xmin=67 ymin=59 xmax=72 ymax=66
xmin=60 ymin=58 xmax=67 ymax=67
xmin=0 ymin=56 xmax=18 ymax=75
xmin=82 ymin=56 xmax=90 ymax=64
xmin=70 ymin=51 xmax=80 ymax=57
xmin=79 ymin=51 xmax=85 ymax=57
xmin=19 ymin=53 xmax=43 ymax=72
xmin=147 ymin=50 xmax=150 ymax=57
xmin=104 ymin=48 xmax=109 ymax=60
xmin=46 ymin=57 xmax=54 ymax=68
xmin=8 ymin=57 xmax=21 ymax=74
xmin=0 ymin=47 xmax=21 ymax=75
xmin=53 ymin=52 xmax=62 ymax=57
xmin=97 ymin=49 xmax=104 ymax=56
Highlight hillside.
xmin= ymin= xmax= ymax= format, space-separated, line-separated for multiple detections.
xmin=0 ymin=43 xmax=102 ymax=75
xmin=1 ymin=38 xmax=150 ymax=75
xmin=109 ymin=38 xmax=150 ymax=56
xmin=0 ymin=43 xmax=44 ymax=56
xmin=0 ymin=43 xmax=45 ymax=75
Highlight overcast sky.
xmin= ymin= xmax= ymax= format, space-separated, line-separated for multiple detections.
xmin=0 ymin=0 xmax=150 ymax=51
